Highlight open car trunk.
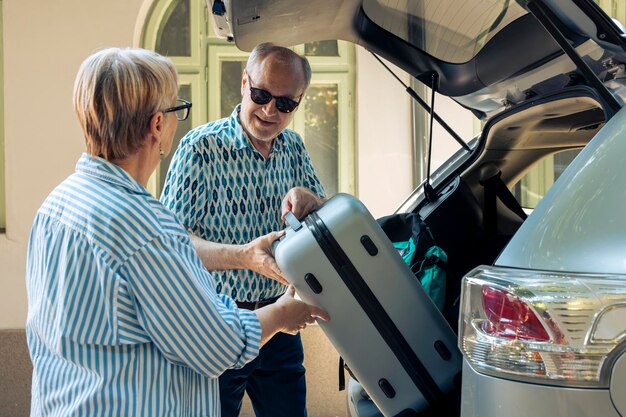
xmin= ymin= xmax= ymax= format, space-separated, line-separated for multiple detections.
xmin=410 ymin=92 xmax=605 ymax=331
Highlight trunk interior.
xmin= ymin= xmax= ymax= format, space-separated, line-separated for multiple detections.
xmin=414 ymin=94 xmax=605 ymax=331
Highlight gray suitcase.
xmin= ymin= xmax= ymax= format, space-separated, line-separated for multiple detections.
xmin=273 ymin=193 xmax=461 ymax=417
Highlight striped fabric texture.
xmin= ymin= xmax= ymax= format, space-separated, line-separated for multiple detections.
xmin=161 ymin=105 xmax=326 ymax=302
xmin=26 ymin=153 xmax=261 ymax=417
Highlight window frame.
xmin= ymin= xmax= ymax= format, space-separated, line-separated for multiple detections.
xmin=141 ymin=0 xmax=203 ymax=67
xmin=292 ymin=72 xmax=355 ymax=195
xmin=293 ymin=43 xmax=356 ymax=195
xmin=142 ymin=0 xmax=208 ymax=195
xmin=206 ymin=44 xmax=247 ymax=121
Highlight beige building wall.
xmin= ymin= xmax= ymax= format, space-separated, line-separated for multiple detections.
xmin=354 ymin=49 xmax=476 ymax=219
xmin=355 ymin=50 xmax=415 ymax=219
xmin=1 ymin=0 xmax=146 ymax=330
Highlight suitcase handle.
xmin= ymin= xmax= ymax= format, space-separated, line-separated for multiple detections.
xmin=284 ymin=211 xmax=303 ymax=232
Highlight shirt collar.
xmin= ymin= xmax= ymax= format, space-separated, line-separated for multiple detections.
xmin=230 ymin=104 xmax=285 ymax=153
xmin=75 ymin=152 xmax=150 ymax=196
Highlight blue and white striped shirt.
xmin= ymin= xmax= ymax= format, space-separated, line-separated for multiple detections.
xmin=26 ymin=153 xmax=261 ymax=417
xmin=161 ymin=105 xmax=326 ymax=302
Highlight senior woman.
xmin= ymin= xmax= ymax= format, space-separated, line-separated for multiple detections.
xmin=25 ymin=47 xmax=328 ymax=417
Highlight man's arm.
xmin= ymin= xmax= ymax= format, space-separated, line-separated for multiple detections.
xmin=189 ymin=231 xmax=288 ymax=285
xmin=160 ymin=137 xmax=286 ymax=284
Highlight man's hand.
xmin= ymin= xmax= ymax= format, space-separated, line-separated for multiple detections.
xmin=281 ymin=187 xmax=325 ymax=221
xmin=242 ymin=231 xmax=288 ymax=285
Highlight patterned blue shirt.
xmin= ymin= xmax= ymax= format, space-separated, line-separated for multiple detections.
xmin=161 ymin=105 xmax=326 ymax=302
xmin=26 ymin=153 xmax=261 ymax=417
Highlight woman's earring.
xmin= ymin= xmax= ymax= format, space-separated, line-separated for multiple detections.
xmin=159 ymin=146 xmax=165 ymax=160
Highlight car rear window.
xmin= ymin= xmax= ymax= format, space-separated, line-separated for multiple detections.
xmin=362 ymin=0 xmax=528 ymax=63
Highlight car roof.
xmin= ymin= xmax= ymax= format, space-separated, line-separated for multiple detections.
xmin=211 ymin=0 xmax=626 ymax=119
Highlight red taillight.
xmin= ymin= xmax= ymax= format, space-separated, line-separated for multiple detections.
xmin=461 ymin=267 xmax=625 ymax=387
xmin=481 ymin=286 xmax=550 ymax=341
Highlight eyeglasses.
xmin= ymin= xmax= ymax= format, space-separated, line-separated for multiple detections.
xmin=248 ymin=76 xmax=302 ymax=113
xmin=163 ymin=98 xmax=192 ymax=121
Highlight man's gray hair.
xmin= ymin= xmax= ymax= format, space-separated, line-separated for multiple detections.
xmin=246 ymin=42 xmax=312 ymax=90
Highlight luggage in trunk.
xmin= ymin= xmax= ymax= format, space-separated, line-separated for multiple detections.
xmin=273 ymin=193 xmax=462 ymax=417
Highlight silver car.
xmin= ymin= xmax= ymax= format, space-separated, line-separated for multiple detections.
xmin=210 ymin=0 xmax=626 ymax=415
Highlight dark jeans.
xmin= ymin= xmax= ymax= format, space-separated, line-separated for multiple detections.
xmin=219 ymin=332 xmax=307 ymax=417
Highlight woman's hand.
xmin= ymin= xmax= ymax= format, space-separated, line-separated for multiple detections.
xmin=274 ymin=286 xmax=330 ymax=334
xmin=255 ymin=286 xmax=330 ymax=345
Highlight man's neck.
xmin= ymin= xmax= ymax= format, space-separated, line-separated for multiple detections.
xmin=241 ymin=128 xmax=275 ymax=160
xmin=250 ymin=136 xmax=274 ymax=160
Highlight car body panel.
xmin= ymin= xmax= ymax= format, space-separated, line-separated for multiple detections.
xmin=496 ymin=105 xmax=626 ymax=274
xmin=610 ymin=351 xmax=626 ymax=416
xmin=461 ymin=362 xmax=620 ymax=417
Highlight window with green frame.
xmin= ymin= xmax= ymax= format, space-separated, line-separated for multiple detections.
xmin=0 ymin=0 xmax=5 ymax=232
xmin=141 ymin=0 xmax=356 ymax=198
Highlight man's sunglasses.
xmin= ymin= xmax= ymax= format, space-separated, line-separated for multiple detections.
xmin=248 ymin=76 xmax=302 ymax=114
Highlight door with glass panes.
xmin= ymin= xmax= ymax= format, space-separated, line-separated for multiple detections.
xmin=141 ymin=0 xmax=355 ymax=198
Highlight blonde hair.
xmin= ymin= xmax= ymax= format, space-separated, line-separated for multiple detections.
xmin=73 ymin=47 xmax=178 ymax=160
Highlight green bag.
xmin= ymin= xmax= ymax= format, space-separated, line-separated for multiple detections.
xmin=379 ymin=213 xmax=448 ymax=311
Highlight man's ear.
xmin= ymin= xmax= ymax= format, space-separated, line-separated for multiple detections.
xmin=241 ymin=70 xmax=248 ymax=97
